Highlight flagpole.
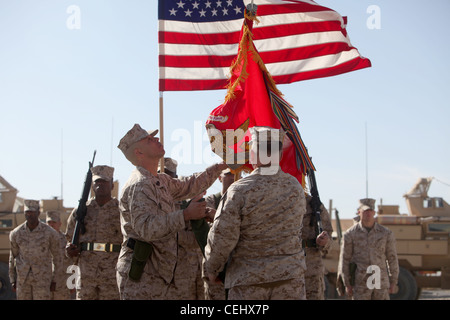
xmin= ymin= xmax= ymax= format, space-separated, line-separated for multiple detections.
xmin=159 ymin=91 xmax=165 ymax=173
xmin=365 ymin=121 xmax=369 ymax=198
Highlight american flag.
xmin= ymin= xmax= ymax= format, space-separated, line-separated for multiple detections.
xmin=158 ymin=0 xmax=371 ymax=91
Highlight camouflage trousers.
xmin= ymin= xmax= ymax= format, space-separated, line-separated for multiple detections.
xmin=76 ymin=279 xmax=120 ymax=300
xmin=227 ymin=278 xmax=306 ymax=300
xmin=205 ymin=280 xmax=226 ymax=300
xmin=353 ymin=286 xmax=390 ymax=300
xmin=76 ymin=252 xmax=120 ymax=300
xmin=305 ymin=274 xmax=325 ymax=300
xmin=16 ymin=272 xmax=51 ymax=300
xmin=117 ymin=269 xmax=203 ymax=300
xmin=51 ymin=287 xmax=71 ymax=300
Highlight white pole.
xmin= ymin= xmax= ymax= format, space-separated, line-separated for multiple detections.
xmin=60 ymin=128 xmax=64 ymax=201
xmin=110 ymin=116 xmax=114 ymax=166
xmin=159 ymin=91 xmax=165 ymax=172
xmin=365 ymin=122 xmax=369 ymax=198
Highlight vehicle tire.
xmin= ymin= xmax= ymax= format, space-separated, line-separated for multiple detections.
xmin=0 ymin=262 xmax=15 ymax=300
xmin=390 ymin=266 xmax=417 ymax=300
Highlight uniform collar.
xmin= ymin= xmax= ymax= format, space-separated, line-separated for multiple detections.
xmin=357 ymin=220 xmax=381 ymax=233
xmin=137 ymin=166 xmax=164 ymax=188
xmin=251 ymin=165 xmax=281 ymax=176
xmin=24 ymin=220 xmax=44 ymax=233
xmin=87 ymin=197 xmax=117 ymax=208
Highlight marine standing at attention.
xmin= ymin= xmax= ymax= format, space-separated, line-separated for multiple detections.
xmin=338 ymin=198 xmax=399 ymax=300
xmin=66 ymin=165 xmax=122 ymax=300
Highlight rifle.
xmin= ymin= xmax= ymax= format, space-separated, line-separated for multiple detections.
xmin=307 ymin=167 xmax=323 ymax=236
xmin=71 ymin=150 xmax=96 ymax=246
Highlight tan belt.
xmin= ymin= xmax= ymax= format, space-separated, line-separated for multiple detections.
xmin=81 ymin=242 xmax=121 ymax=253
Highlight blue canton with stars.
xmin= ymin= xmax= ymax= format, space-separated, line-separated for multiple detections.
xmin=159 ymin=0 xmax=245 ymax=22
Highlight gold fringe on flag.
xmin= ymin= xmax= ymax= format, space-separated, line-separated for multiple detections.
xmin=224 ymin=9 xmax=285 ymax=103
xmin=221 ymin=7 xmax=316 ymax=183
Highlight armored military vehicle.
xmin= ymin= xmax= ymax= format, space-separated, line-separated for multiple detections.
xmin=323 ymin=177 xmax=450 ymax=300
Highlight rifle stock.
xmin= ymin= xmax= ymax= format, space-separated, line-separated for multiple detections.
xmin=71 ymin=151 xmax=96 ymax=246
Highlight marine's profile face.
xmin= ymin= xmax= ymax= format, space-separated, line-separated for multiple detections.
xmin=137 ymin=135 xmax=165 ymax=159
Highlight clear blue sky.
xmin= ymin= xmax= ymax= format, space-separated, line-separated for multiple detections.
xmin=1 ymin=0 xmax=449 ymax=219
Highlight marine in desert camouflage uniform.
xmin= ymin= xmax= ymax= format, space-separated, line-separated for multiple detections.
xmin=158 ymin=157 xmax=205 ymax=300
xmin=116 ymin=124 xmax=227 ymax=300
xmin=204 ymin=168 xmax=236 ymax=300
xmin=46 ymin=210 xmax=72 ymax=300
xmin=302 ymin=195 xmax=333 ymax=300
xmin=66 ymin=165 xmax=122 ymax=300
xmin=338 ymin=198 xmax=399 ymax=300
xmin=204 ymin=127 xmax=307 ymax=300
xmin=9 ymin=200 xmax=63 ymax=300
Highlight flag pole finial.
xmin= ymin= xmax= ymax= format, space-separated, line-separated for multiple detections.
xmin=246 ymin=1 xmax=257 ymax=15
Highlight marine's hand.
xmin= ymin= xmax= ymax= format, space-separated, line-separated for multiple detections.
xmin=183 ymin=194 xmax=207 ymax=221
xmin=65 ymin=243 xmax=80 ymax=258
xmin=346 ymin=285 xmax=353 ymax=297
xmin=316 ymin=231 xmax=330 ymax=247
xmin=205 ymin=207 xmax=216 ymax=223
xmin=215 ymin=162 xmax=229 ymax=172
xmin=389 ymin=282 xmax=397 ymax=294
xmin=207 ymin=273 xmax=222 ymax=284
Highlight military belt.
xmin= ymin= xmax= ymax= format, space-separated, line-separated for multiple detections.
xmin=81 ymin=242 xmax=121 ymax=253
xmin=302 ymin=239 xmax=317 ymax=248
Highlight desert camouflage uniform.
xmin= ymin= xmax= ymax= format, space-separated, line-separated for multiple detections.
xmin=204 ymin=167 xmax=307 ymax=300
xmin=302 ymin=195 xmax=333 ymax=300
xmin=116 ymin=164 xmax=223 ymax=300
xmin=174 ymin=197 xmax=205 ymax=300
xmin=204 ymin=192 xmax=226 ymax=300
xmin=338 ymin=221 xmax=399 ymax=300
xmin=9 ymin=221 xmax=63 ymax=300
xmin=66 ymin=197 xmax=122 ymax=300
xmin=51 ymin=230 xmax=72 ymax=300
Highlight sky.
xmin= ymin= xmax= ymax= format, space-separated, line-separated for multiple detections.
xmin=0 ymin=0 xmax=449 ymax=220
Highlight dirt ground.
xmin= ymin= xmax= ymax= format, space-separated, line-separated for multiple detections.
xmin=418 ymin=288 xmax=450 ymax=300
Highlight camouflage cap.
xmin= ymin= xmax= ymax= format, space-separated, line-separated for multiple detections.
xmin=24 ymin=199 xmax=40 ymax=212
xmin=91 ymin=165 xmax=114 ymax=182
xmin=249 ymin=126 xmax=285 ymax=144
xmin=46 ymin=210 xmax=61 ymax=222
xmin=117 ymin=124 xmax=158 ymax=155
xmin=359 ymin=198 xmax=376 ymax=212
xmin=158 ymin=157 xmax=178 ymax=173
xmin=222 ymin=168 xmax=232 ymax=174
